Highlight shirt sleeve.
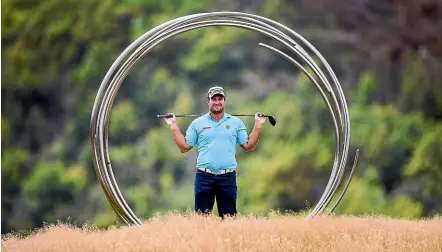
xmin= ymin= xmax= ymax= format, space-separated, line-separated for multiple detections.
xmin=237 ymin=119 xmax=249 ymax=145
xmin=185 ymin=121 xmax=197 ymax=147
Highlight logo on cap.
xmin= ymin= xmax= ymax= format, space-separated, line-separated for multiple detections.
xmin=208 ymin=86 xmax=225 ymax=98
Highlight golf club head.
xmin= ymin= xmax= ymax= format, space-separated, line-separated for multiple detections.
xmin=267 ymin=115 xmax=276 ymax=126
xmin=257 ymin=112 xmax=276 ymax=126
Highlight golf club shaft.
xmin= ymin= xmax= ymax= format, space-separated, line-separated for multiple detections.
xmin=157 ymin=114 xmax=201 ymax=118
xmin=157 ymin=113 xmax=265 ymax=118
xmin=158 ymin=113 xmax=277 ymax=126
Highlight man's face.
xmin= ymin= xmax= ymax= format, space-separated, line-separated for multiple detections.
xmin=207 ymin=94 xmax=225 ymax=114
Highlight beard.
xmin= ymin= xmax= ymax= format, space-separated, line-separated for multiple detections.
xmin=210 ymin=106 xmax=224 ymax=114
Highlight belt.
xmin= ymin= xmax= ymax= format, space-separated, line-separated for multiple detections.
xmin=198 ymin=167 xmax=235 ymax=175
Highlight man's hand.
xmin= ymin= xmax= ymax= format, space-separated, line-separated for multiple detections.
xmin=164 ymin=113 xmax=177 ymax=127
xmin=255 ymin=112 xmax=266 ymax=127
xmin=164 ymin=112 xmax=192 ymax=153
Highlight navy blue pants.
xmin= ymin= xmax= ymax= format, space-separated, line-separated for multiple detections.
xmin=194 ymin=169 xmax=237 ymax=218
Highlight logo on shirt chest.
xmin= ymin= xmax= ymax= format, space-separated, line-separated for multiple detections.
xmin=226 ymin=125 xmax=230 ymax=129
xmin=198 ymin=126 xmax=212 ymax=135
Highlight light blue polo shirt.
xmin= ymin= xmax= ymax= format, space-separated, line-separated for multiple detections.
xmin=185 ymin=112 xmax=249 ymax=171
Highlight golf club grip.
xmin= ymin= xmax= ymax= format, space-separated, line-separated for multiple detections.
xmin=158 ymin=114 xmax=173 ymax=118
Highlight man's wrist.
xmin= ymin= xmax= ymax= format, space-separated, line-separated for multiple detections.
xmin=169 ymin=124 xmax=179 ymax=131
xmin=254 ymin=122 xmax=263 ymax=130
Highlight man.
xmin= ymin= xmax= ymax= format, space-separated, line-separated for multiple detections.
xmin=164 ymin=86 xmax=266 ymax=218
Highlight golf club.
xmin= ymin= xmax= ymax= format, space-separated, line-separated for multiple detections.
xmin=157 ymin=113 xmax=277 ymax=126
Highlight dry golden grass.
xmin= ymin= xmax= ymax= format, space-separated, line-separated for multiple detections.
xmin=2 ymin=212 xmax=442 ymax=252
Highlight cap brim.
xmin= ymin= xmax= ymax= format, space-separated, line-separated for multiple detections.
xmin=209 ymin=92 xmax=225 ymax=98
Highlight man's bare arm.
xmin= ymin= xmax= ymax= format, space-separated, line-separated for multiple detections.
xmin=169 ymin=124 xmax=192 ymax=153
xmin=240 ymin=112 xmax=266 ymax=152
xmin=164 ymin=113 xmax=193 ymax=153
xmin=240 ymin=123 xmax=263 ymax=152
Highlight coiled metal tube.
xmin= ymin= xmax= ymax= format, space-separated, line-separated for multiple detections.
xmin=90 ymin=11 xmax=360 ymax=226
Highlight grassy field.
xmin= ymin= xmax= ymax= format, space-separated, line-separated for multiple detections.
xmin=2 ymin=212 xmax=442 ymax=252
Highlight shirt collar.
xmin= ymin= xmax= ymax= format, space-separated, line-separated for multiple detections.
xmin=206 ymin=112 xmax=231 ymax=122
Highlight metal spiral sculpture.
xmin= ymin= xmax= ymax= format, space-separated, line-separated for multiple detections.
xmin=90 ymin=11 xmax=360 ymax=226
